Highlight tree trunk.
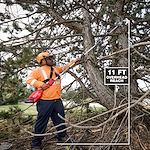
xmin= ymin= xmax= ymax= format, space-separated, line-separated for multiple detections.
xmin=81 ymin=3 xmax=114 ymax=110
xmin=114 ymin=0 xmax=139 ymax=97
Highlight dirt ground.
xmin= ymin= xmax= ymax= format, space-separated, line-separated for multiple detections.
xmin=0 ymin=125 xmax=150 ymax=150
xmin=0 ymin=112 xmax=150 ymax=150
xmin=0 ymin=134 xmax=150 ymax=150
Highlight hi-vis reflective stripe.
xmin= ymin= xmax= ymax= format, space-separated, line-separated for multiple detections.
xmin=26 ymin=77 xmax=37 ymax=86
xmin=62 ymin=66 xmax=65 ymax=72
xmin=62 ymin=64 xmax=69 ymax=72
xmin=26 ymin=77 xmax=33 ymax=82
xmin=67 ymin=64 xmax=69 ymax=69
xmin=56 ymin=80 xmax=61 ymax=84
xmin=40 ymin=67 xmax=48 ymax=80
xmin=30 ymin=79 xmax=37 ymax=86
xmin=52 ymin=80 xmax=61 ymax=85
xmin=53 ymin=67 xmax=58 ymax=74
xmin=53 ymin=67 xmax=61 ymax=84
xmin=40 ymin=67 xmax=61 ymax=85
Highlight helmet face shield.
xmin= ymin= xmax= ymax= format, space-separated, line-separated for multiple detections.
xmin=44 ymin=55 xmax=56 ymax=66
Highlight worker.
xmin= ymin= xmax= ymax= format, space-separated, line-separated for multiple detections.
xmin=26 ymin=52 xmax=81 ymax=150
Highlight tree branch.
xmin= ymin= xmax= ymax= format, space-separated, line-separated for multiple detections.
xmin=97 ymin=42 xmax=150 ymax=62
xmin=68 ymin=70 xmax=97 ymax=99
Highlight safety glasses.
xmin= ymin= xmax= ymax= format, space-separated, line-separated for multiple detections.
xmin=46 ymin=56 xmax=54 ymax=60
xmin=43 ymin=55 xmax=54 ymax=60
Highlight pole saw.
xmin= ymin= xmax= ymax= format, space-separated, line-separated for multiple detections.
xmin=24 ymin=20 xmax=124 ymax=103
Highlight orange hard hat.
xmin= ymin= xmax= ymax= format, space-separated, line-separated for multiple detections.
xmin=37 ymin=52 xmax=50 ymax=64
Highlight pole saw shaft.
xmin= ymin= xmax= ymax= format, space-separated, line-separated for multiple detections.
xmin=83 ymin=21 xmax=123 ymax=57
xmin=52 ymin=20 xmax=123 ymax=82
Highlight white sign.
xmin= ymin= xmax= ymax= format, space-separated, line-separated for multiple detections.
xmin=104 ymin=67 xmax=129 ymax=85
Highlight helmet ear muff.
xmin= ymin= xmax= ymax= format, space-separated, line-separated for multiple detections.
xmin=39 ymin=56 xmax=47 ymax=64
xmin=40 ymin=59 xmax=43 ymax=64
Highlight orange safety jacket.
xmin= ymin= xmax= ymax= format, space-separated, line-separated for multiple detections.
xmin=26 ymin=59 xmax=77 ymax=100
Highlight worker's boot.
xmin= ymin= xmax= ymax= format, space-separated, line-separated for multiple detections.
xmin=57 ymin=135 xmax=72 ymax=143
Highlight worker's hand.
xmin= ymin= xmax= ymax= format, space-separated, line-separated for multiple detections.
xmin=76 ymin=57 xmax=82 ymax=63
xmin=42 ymin=83 xmax=49 ymax=90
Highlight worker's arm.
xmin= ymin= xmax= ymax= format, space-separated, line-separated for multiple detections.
xmin=61 ymin=57 xmax=81 ymax=73
xmin=26 ymin=68 xmax=43 ymax=88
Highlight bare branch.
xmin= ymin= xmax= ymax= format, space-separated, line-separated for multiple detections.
xmin=97 ymin=42 xmax=150 ymax=62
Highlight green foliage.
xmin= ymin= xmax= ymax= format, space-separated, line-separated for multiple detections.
xmin=62 ymin=89 xmax=76 ymax=100
xmin=62 ymin=87 xmax=89 ymax=104
xmin=0 ymin=102 xmax=37 ymax=115
xmin=66 ymin=146 xmax=69 ymax=150
xmin=0 ymin=106 xmax=21 ymax=119
xmin=0 ymin=44 xmax=37 ymax=105
xmin=0 ymin=77 xmax=31 ymax=105
xmin=0 ymin=105 xmax=34 ymax=126
xmin=0 ymin=105 xmax=34 ymax=140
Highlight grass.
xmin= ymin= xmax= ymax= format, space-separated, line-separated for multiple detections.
xmin=0 ymin=102 xmax=37 ymax=115
xmin=0 ymin=101 xmax=106 ymax=116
